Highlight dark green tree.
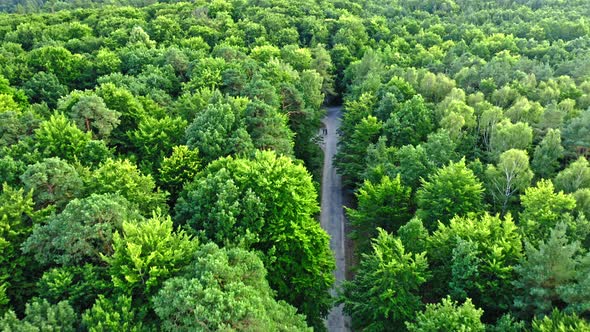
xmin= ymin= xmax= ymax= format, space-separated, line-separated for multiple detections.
xmin=185 ymin=98 xmax=253 ymax=165
xmin=335 ymin=115 xmax=382 ymax=188
xmin=532 ymin=129 xmax=564 ymax=180
xmin=67 ymin=94 xmax=120 ymax=140
xmin=20 ymin=157 xmax=83 ymax=210
xmin=22 ymin=194 xmax=139 ymax=266
xmin=514 ymin=222 xmax=590 ymax=318
xmin=384 ymin=95 xmax=434 ymax=147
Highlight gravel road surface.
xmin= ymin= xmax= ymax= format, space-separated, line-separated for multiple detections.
xmin=320 ymin=106 xmax=351 ymax=332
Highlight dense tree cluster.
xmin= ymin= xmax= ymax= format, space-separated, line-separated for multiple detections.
xmin=0 ymin=0 xmax=337 ymax=329
xmin=333 ymin=0 xmax=590 ymax=330
xmin=1 ymin=0 xmax=590 ymax=330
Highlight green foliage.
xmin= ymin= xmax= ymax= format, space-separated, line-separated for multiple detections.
xmin=175 ymin=151 xmax=333 ymax=329
xmin=94 ymin=49 xmax=121 ymax=77
xmin=384 ymin=95 xmax=433 ymax=147
xmin=184 ymin=97 xmax=253 ymax=165
xmin=157 ymin=145 xmax=200 ymax=199
xmin=490 ymin=120 xmax=533 ymax=159
xmin=422 ymin=130 xmax=460 ymax=168
xmin=23 ymin=71 xmax=68 ymax=109
xmin=0 ymin=299 xmax=77 ymax=332
xmin=33 ymin=113 xmax=92 ymax=163
xmin=23 ymin=194 xmax=139 ymax=266
xmin=335 ymin=115 xmax=382 ymax=187
xmin=89 ymin=158 xmax=167 ymax=215
xmin=519 ymin=179 xmax=583 ymax=243
xmin=514 ymin=222 xmax=590 ymax=318
xmin=0 ymin=110 xmax=40 ymax=150
xmin=428 ymin=214 xmax=522 ymax=316
xmin=153 ymin=243 xmax=311 ymax=332
xmin=487 ymin=314 xmax=526 ymax=332
xmin=244 ymin=100 xmax=294 ymax=157
xmin=347 ymin=175 xmax=412 ymax=254
xmin=130 ymin=115 xmax=187 ymax=173
xmin=67 ymin=94 xmax=120 ymax=140
xmin=37 ymin=264 xmax=111 ymax=314
xmin=532 ymin=129 xmax=564 ymax=180
xmin=341 ymin=229 xmax=429 ymax=331
xmin=562 ymin=109 xmax=590 ymax=156
xmin=574 ymin=188 xmax=590 ymax=220
xmin=405 ymin=297 xmax=485 ymax=332
xmin=398 ymin=218 xmax=429 ymax=255
xmin=393 ymin=144 xmax=435 ymax=191
xmin=20 ymin=157 xmax=83 ymax=210
xmin=94 ymin=83 xmax=145 ymax=149
xmin=485 ymin=149 xmax=534 ymax=215
xmin=5 ymin=0 xmax=590 ymax=328
xmin=554 ymin=157 xmax=590 ymax=194
xmin=417 ymin=159 xmax=484 ymax=229
xmin=105 ymin=213 xmax=198 ymax=302
xmin=82 ymin=295 xmax=142 ymax=332
xmin=531 ymin=309 xmax=590 ymax=332
xmin=0 ymin=184 xmax=34 ymax=313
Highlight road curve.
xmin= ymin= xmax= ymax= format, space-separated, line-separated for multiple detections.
xmin=320 ymin=106 xmax=351 ymax=331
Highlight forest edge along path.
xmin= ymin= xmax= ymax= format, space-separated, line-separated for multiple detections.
xmin=320 ymin=106 xmax=351 ymax=331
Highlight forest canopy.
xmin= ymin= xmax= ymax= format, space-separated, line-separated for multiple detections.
xmin=1 ymin=0 xmax=590 ymax=330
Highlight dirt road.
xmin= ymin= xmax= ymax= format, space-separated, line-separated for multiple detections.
xmin=320 ymin=106 xmax=351 ymax=331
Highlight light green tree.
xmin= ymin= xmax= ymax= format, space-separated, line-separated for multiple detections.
xmin=554 ymin=156 xmax=590 ymax=193
xmin=428 ymin=214 xmax=522 ymax=317
xmin=519 ymin=179 xmax=583 ymax=243
xmin=405 ymin=297 xmax=485 ymax=332
xmin=130 ymin=115 xmax=187 ymax=173
xmin=0 ymin=299 xmax=77 ymax=332
xmin=157 ymin=145 xmax=200 ymax=199
xmin=0 ymin=185 xmax=35 ymax=313
xmin=340 ymin=229 xmax=429 ymax=331
xmin=33 ymin=113 xmax=91 ymax=162
xmin=417 ymin=159 xmax=484 ymax=229
xmin=490 ymin=120 xmax=533 ymax=159
xmin=531 ymin=309 xmax=590 ymax=332
xmin=485 ymin=149 xmax=533 ymax=214
xmin=105 ymin=213 xmax=198 ymax=303
xmin=89 ymin=159 xmax=168 ymax=215
xmin=82 ymin=295 xmax=142 ymax=332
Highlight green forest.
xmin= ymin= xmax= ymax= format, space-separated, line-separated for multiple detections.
xmin=1 ymin=0 xmax=590 ymax=330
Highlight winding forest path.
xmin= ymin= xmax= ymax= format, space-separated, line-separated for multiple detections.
xmin=320 ymin=106 xmax=351 ymax=331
